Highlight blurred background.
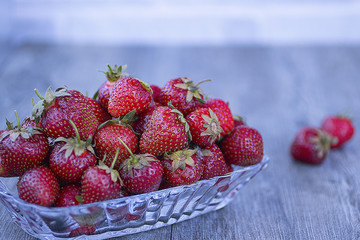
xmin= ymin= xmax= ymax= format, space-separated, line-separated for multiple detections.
xmin=1 ymin=0 xmax=360 ymax=46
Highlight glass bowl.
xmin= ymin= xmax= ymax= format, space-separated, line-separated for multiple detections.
xmin=0 ymin=155 xmax=269 ymax=240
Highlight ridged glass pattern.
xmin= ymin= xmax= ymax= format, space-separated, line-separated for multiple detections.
xmin=0 ymin=156 xmax=269 ymax=240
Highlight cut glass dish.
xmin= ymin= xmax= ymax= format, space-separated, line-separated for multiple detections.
xmin=0 ymin=155 xmax=269 ymax=240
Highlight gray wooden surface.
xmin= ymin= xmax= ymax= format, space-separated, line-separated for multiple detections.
xmin=0 ymin=44 xmax=359 ymax=240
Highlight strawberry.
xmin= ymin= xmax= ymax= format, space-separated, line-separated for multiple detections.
xmin=94 ymin=116 xmax=138 ymax=170
xmin=206 ymin=98 xmax=234 ymax=137
xmin=233 ymin=115 xmax=246 ymax=128
xmin=54 ymin=184 xmax=81 ymax=207
xmin=186 ymin=108 xmax=223 ymax=147
xmin=159 ymin=77 xmax=209 ymax=116
xmin=162 ymin=148 xmax=203 ymax=186
xmin=85 ymin=96 xmax=112 ymax=124
xmin=49 ymin=120 xmax=97 ymax=184
xmin=150 ymin=84 xmax=162 ymax=103
xmin=321 ymin=115 xmax=355 ymax=149
xmin=139 ymin=105 xmax=190 ymax=156
xmin=0 ymin=112 xmax=49 ymax=176
xmin=81 ymin=149 xmax=122 ymax=204
xmin=131 ymin=101 xmax=161 ymax=135
xmin=0 ymin=155 xmax=15 ymax=177
xmin=17 ymin=166 xmax=59 ymax=207
xmin=220 ymin=125 xmax=264 ymax=166
xmin=32 ymin=88 xmax=99 ymax=140
xmin=290 ymin=127 xmax=332 ymax=164
xmin=97 ymin=64 xmax=129 ymax=110
xmin=108 ymin=77 xmax=152 ymax=117
xmin=69 ymin=225 xmax=96 ymax=237
xmin=198 ymin=144 xmax=228 ymax=180
xmin=118 ymin=138 xmax=163 ymax=194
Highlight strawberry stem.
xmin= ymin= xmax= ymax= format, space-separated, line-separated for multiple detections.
xmin=34 ymin=89 xmax=44 ymax=100
xmin=110 ymin=148 xmax=120 ymax=170
xmin=118 ymin=137 xmax=134 ymax=158
xmin=194 ymin=79 xmax=211 ymax=88
xmin=69 ymin=120 xmax=81 ymax=146
xmin=14 ymin=110 xmax=20 ymax=129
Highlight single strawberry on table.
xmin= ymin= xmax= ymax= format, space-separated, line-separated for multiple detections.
xmin=139 ymin=105 xmax=191 ymax=156
xmin=96 ymin=64 xmax=129 ymax=110
xmin=290 ymin=127 xmax=332 ymax=165
xmin=118 ymin=138 xmax=163 ymax=195
xmin=108 ymin=77 xmax=152 ymax=117
xmin=206 ymin=98 xmax=234 ymax=137
xmin=49 ymin=120 xmax=97 ymax=184
xmin=81 ymin=149 xmax=123 ymax=204
xmin=159 ymin=77 xmax=209 ymax=116
xmin=220 ymin=125 xmax=264 ymax=166
xmin=17 ymin=166 xmax=60 ymax=207
xmin=0 ymin=111 xmax=49 ymax=176
xmin=186 ymin=107 xmax=223 ymax=147
xmin=94 ymin=113 xmax=138 ymax=170
xmin=32 ymin=88 xmax=99 ymax=140
xmin=198 ymin=143 xmax=228 ymax=180
xmin=321 ymin=115 xmax=355 ymax=149
xmin=162 ymin=148 xmax=203 ymax=186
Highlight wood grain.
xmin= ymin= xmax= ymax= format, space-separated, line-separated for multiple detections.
xmin=0 ymin=44 xmax=359 ymax=240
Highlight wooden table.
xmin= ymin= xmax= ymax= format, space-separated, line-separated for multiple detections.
xmin=0 ymin=44 xmax=359 ymax=240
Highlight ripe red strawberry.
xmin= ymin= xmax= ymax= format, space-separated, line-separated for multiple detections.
xmin=321 ymin=115 xmax=355 ymax=149
xmin=85 ymin=96 xmax=112 ymax=124
xmin=54 ymin=184 xmax=81 ymax=207
xmin=118 ymin=138 xmax=163 ymax=194
xmin=21 ymin=117 xmax=42 ymax=129
xmin=233 ymin=115 xmax=246 ymax=128
xmin=94 ymin=117 xmax=138 ymax=170
xmin=0 ymin=112 xmax=49 ymax=176
xmin=81 ymin=149 xmax=122 ymax=204
xmin=139 ymin=106 xmax=190 ymax=156
xmin=198 ymin=144 xmax=228 ymax=180
xmin=108 ymin=78 xmax=152 ymax=117
xmin=162 ymin=148 xmax=203 ymax=186
xmin=206 ymin=98 xmax=234 ymax=137
xmin=0 ymin=155 xmax=15 ymax=177
xmin=49 ymin=121 xmax=97 ymax=183
xmin=17 ymin=166 xmax=59 ymax=206
xmin=32 ymin=88 xmax=99 ymax=140
xmin=220 ymin=125 xmax=264 ymax=166
xmin=69 ymin=225 xmax=96 ymax=237
xmin=131 ymin=101 xmax=161 ymax=135
xmin=290 ymin=127 xmax=332 ymax=164
xmin=150 ymin=84 xmax=162 ymax=103
xmin=186 ymin=108 xmax=223 ymax=147
xmin=159 ymin=77 xmax=208 ymax=116
xmin=97 ymin=64 xmax=129 ymax=110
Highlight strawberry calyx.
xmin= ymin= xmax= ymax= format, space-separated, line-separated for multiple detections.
xmin=32 ymin=87 xmax=70 ymax=122
xmin=104 ymin=64 xmax=129 ymax=82
xmin=0 ymin=111 xmax=43 ymax=142
xmin=200 ymin=108 xmax=223 ymax=144
xmin=98 ymin=148 xmax=123 ymax=184
xmin=308 ymin=128 xmax=332 ymax=159
xmin=96 ymin=109 xmax=137 ymax=134
xmin=165 ymin=148 xmax=198 ymax=173
xmin=54 ymin=120 xmax=95 ymax=158
xmin=118 ymin=137 xmax=156 ymax=177
xmin=168 ymin=102 xmax=192 ymax=141
xmin=174 ymin=77 xmax=210 ymax=103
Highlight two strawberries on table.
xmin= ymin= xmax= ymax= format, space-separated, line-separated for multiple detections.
xmin=291 ymin=115 xmax=355 ymax=165
xmin=0 ymin=64 xmax=264 ymax=209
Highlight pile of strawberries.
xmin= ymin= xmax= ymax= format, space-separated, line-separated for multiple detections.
xmin=290 ymin=116 xmax=355 ymax=164
xmin=0 ymin=65 xmax=264 ymax=208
